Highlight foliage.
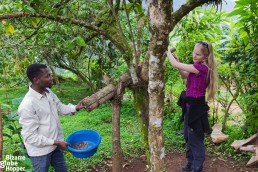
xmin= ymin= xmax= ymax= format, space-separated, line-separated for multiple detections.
xmin=165 ymin=7 xmax=227 ymax=113
xmin=169 ymin=7 xmax=227 ymax=63
xmin=1 ymin=97 xmax=33 ymax=171
xmin=0 ymin=0 xmax=151 ymax=91
xmin=166 ymin=6 xmax=228 ymax=130
xmin=0 ymin=0 xmax=129 ymax=90
xmin=222 ymin=0 xmax=258 ymax=134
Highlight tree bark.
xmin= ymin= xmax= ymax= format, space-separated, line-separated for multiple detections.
xmin=136 ymin=52 xmax=151 ymax=166
xmin=111 ymin=80 xmax=124 ymax=172
xmin=134 ymin=88 xmax=150 ymax=166
xmin=148 ymin=0 xmax=172 ymax=171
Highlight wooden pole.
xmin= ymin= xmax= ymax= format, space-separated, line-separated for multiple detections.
xmin=111 ymin=80 xmax=124 ymax=172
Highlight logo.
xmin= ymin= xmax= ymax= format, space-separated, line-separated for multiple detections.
xmin=0 ymin=155 xmax=26 ymax=171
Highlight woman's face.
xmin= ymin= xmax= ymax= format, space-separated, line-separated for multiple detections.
xmin=192 ymin=45 xmax=206 ymax=63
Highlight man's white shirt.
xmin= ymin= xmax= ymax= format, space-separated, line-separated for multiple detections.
xmin=18 ymin=87 xmax=77 ymax=156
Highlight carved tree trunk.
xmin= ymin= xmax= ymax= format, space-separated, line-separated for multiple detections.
xmin=148 ymin=0 xmax=172 ymax=171
xmin=111 ymin=80 xmax=124 ymax=172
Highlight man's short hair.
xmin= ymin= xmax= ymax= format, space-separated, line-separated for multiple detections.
xmin=26 ymin=63 xmax=47 ymax=82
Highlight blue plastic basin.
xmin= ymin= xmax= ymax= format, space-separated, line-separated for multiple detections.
xmin=66 ymin=129 xmax=101 ymax=158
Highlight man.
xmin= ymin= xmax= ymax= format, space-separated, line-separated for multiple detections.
xmin=18 ymin=63 xmax=85 ymax=172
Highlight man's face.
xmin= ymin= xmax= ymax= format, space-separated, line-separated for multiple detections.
xmin=34 ymin=68 xmax=53 ymax=89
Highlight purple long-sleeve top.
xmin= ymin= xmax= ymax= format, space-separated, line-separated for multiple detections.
xmin=186 ymin=62 xmax=208 ymax=98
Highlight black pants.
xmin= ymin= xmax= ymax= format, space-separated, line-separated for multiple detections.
xmin=183 ymin=107 xmax=205 ymax=172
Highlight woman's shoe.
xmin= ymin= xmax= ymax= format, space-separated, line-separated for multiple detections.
xmin=181 ymin=163 xmax=191 ymax=171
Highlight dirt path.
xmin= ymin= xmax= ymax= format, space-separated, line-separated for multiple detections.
xmin=123 ymin=152 xmax=258 ymax=172
xmin=93 ymin=151 xmax=258 ymax=172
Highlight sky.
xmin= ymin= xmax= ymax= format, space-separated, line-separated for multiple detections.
xmin=172 ymin=0 xmax=236 ymax=13
xmin=142 ymin=0 xmax=236 ymax=13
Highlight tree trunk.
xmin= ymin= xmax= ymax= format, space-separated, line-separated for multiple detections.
xmin=222 ymin=98 xmax=235 ymax=130
xmin=148 ymin=0 xmax=171 ymax=171
xmin=133 ymin=88 xmax=150 ymax=166
xmin=111 ymin=80 xmax=124 ymax=172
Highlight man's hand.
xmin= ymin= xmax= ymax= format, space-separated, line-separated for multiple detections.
xmin=54 ymin=140 xmax=70 ymax=150
xmin=76 ymin=100 xmax=85 ymax=111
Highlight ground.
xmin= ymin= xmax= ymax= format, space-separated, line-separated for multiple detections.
xmin=92 ymin=151 xmax=258 ymax=172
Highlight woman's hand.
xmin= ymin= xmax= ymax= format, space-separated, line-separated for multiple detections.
xmin=166 ymin=47 xmax=178 ymax=67
xmin=172 ymin=53 xmax=179 ymax=62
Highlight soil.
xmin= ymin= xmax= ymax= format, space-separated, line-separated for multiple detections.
xmin=92 ymin=151 xmax=258 ymax=172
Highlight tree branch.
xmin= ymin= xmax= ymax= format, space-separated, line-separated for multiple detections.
xmin=0 ymin=12 xmax=127 ymax=54
xmin=0 ymin=11 xmax=135 ymax=67
xmin=123 ymin=0 xmax=137 ymax=60
xmin=172 ymin=0 xmax=221 ymax=27
xmin=0 ymin=12 xmax=101 ymax=33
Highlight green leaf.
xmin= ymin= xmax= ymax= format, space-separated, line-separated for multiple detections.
xmin=135 ymin=3 xmax=143 ymax=14
xmin=4 ymin=4 xmax=10 ymax=12
xmin=26 ymin=6 xmax=36 ymax=13
xmin=126 ymin=3 xmax=134 ymax=13
xmin=75 ymin=36 xmax=86 ymax=46
xmin=235 ymin=0 xmax=252 ymax=6
xmin=227 ymin=8 xmax=243 ymax=17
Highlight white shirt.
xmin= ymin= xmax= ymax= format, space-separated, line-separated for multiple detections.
xmin=18 ymin=87 xmax=77 ymax=156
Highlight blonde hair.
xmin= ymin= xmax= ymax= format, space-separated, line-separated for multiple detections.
xmin=196 ymin=41 xmax=218 ymax=100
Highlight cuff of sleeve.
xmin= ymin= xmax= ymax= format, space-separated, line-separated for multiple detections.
xmin=46 ymin=139 xmax=55 ymax=145
xmin=70 ymin=104 xmax=77 ymax=113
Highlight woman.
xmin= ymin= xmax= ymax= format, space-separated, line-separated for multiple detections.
xmin=166 ymin=41 xmax=217 ymax=172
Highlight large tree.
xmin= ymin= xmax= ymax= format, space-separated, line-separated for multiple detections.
xmin=0 ymin=0 xmax=223 ymax=171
